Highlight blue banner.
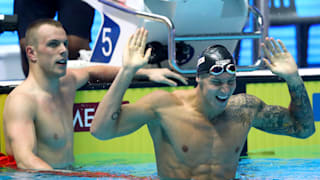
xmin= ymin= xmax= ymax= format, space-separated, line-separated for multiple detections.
xmin=313 ymin=93 xmax=320 ymax=122
xmin=91 ymin=14 xmax=120 ymax=63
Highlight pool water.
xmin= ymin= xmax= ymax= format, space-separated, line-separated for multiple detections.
xmin=1 ymin=153 xmax=320 ymax=179
xmin=237 ymin=158 xmax=320 ymax=179
xmin=0 ymin=153 xmax=158 ymax=180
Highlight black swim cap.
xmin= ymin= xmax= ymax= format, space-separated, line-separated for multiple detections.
xmin=196 ymin=44 xmax=235 ymax=76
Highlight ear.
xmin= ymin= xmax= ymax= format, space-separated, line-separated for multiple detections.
xmin=26 ymin=45 xmax=37 ymax=63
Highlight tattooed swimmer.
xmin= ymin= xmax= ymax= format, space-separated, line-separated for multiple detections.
xmin=90 ymin=30 xmax=315 ymax=180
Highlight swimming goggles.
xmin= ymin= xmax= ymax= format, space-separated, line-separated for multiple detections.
xmin=209 ymin=64 xmax=236 ymax=76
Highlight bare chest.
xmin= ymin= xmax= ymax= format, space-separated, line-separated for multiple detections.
xmin=154 ymin=106 xmax=252 ymax=166
xmin=35 ymin=95 xmax=74 ymax=149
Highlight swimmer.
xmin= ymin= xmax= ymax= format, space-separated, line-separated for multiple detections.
xmin=90 ymin=31 xmax=315 ymax=180
xmin=2 ymin=19 xmax=187 ymax=170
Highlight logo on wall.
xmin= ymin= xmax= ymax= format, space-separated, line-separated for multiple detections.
xmin=73 ymin=103 xmax=98 ymax=132
xmin=91 ymin=14 xmax=120 ymax=63
xmin=73 ymin=101 xmax=129 ymax=132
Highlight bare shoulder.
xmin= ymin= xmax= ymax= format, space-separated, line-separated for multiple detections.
xmin=229 ymin=93 xmax=264 ymax=109
xmin=60 ymin=69 xmax=78 ymax=87
xmin=223 ymin=93 xmax=265 ymax=126
xmin=6 ymin=86 xmax=36 ymax=104
xmin=136 ymin=89 xmax=183 ymax=109
xmin=4 ymin=87 xmax=37 ymax=121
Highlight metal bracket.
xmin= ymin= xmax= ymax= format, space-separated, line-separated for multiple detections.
xmin=98 ymin=0 xmax=264 ymax=73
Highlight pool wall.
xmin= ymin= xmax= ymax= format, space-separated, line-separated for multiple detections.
xmin=0 ymin=94 xmax=7 ymax=154
xmin=247 ymin=81 xmax=320 ymax=157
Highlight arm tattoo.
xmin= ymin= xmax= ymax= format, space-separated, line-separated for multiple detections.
xmin=286 ymin=77 xmax=315 ymax=136
xmin=257 ymin=105 xmax=295 ymax=134
xmin=232 ymin=94 xmax=254 ymax=127
xmin=111 ymin=108 xmax=121 ymax=120
xmin=254 ymin=77 xmax=315 ymax=138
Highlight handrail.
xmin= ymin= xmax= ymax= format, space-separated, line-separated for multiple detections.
xmin=98 ymin=0 xmax=177 ymax=71
xmin=98 ymin=0 xmax=264 ymax=73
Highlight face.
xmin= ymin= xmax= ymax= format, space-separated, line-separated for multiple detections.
xmin=197 ymin=72 xmax=236 ymax=110
xmin=31 ymin=24 xmax=69 ymax=78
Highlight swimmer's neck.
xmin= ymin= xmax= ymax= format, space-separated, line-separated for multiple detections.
xmin=27 ymin=71 xmax=62 ymax=94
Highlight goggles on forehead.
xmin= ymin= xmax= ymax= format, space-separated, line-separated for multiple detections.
xmin=209 ymin=63 xmax=236 ymax=76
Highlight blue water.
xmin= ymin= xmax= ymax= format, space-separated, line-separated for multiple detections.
xmin=237 ymin=158 xmax=320 ymax=179
xmin=1 ymin=155 xmax=320 ymax=179
xmin=0 ymin=163 xmax=158 ymax=180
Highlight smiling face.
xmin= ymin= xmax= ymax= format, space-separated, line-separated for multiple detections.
xmin=27 ymin=23 xmax=69 ymax=78
xmin=196 ymin=44 xmax=237 ymax=110
xmin=197 ymin=72 xmax=236 ymax=110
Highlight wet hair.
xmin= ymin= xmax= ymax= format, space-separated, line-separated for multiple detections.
xmin=196 ymin=44 xmax=235 ymax=76
xmin=25 ymin=19 xmax=64 ymax=47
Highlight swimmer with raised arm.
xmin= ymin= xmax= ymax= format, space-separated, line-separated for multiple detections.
xmin=91 ymin=31 xmax=315 ymax=179
xmin=2 ymin=19 xmax=187 ymax=170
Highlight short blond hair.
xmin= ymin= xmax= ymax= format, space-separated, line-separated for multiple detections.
xmin=25 ymin=19 xmax=64 ymax=47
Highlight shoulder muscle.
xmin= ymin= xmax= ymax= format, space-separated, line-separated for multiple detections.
xmin=135 ymin=90 xmax=180 ymax=109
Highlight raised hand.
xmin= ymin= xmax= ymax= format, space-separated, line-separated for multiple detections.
xmin=261 ymin=37 xmax=298 ymax=80
xmin=122 ymin=27 xmax=152 ymax=72
xmin=126 ymin=28 xmax=188 ymax=86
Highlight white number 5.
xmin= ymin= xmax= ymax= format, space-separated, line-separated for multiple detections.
xmin=102 ymin=27 xmax=112 ymax=57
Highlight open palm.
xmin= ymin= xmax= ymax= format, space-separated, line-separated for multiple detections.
xmin=122 ymin=28 xmax=151 ymax=72
xmin=262 ymin=37 xmax=298 ymax=80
